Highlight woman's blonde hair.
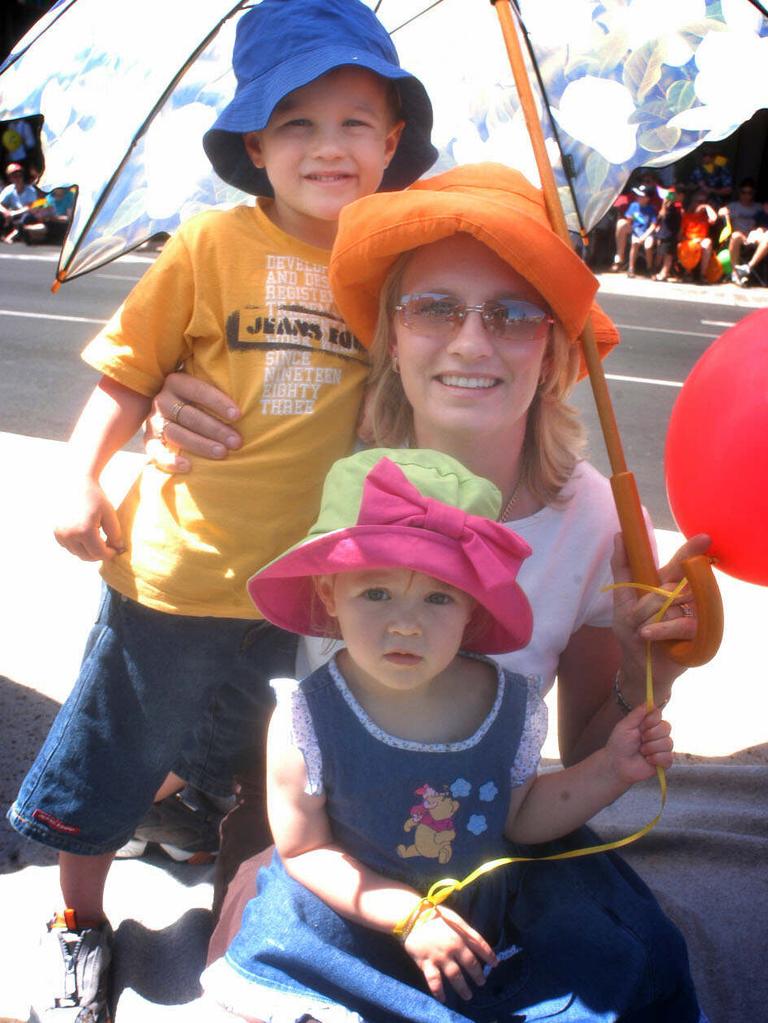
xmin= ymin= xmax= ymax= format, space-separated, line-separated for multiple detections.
xmin=364 ymin=247 xmax=586 ymax=508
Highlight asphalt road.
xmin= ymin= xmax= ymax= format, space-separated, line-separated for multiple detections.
xmin=0 ymin=245 xmax=752 ymax=530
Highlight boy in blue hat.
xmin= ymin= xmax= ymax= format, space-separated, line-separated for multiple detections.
xmin=9 ymin=2 xmax=436 ymax=1019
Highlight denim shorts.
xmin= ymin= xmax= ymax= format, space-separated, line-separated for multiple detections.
xmin=7 ymin=585 xmax=297 ymax=855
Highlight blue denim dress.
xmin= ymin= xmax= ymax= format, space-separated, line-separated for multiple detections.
xmin=224 ymin=657 xmax=700 ymax=1023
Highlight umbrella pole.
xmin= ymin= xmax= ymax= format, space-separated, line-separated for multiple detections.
xmin=492 ymin=0 xmax=722 ymax=666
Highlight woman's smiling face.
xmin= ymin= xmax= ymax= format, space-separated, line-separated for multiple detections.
xmin=392 ymin=234 xmax=551 ymax=450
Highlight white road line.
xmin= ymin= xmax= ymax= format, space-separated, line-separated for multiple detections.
xmin=700 ymin=319 xmax=738 ymax=328
xmin=94 ymin=273 xmax=144 ymax=281
xmin=0 ymin=311 xmax=691 ymax=384
xmin=0 ymin=252 xmax=59 ymax=261
xmin=0 ymin=308 xmax=108 ymax=325
xmin=0 ymin=252 xmax=155 ymax=264
xmin=606 ymin=373 xmax=683 ymax=388
xmin=0 ymin=308 xmax=695 ymax=384
xmin=616 ymin=323 xmax=717 ymax=339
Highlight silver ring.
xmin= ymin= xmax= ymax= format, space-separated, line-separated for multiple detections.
xmin=169 ymin=399 xmax=187 ymax=424
xmin=680 ymin=603 xmax=694 ymax=617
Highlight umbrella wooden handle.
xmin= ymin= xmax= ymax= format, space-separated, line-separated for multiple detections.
xmin=668 ymin=554 xmax=724 ymax=667
xmin=494 ymin=0 xmax=724 ymax=667
xmin=611 ymin=472 xmax=723 ymax=667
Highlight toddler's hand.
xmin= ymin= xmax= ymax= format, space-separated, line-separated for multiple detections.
xmin=606 ymin=705 xmax=673 ymax=785
xmin=54 ymin=479 xmax=124 ymax=562
xmin=403 ymin=904 xmax=497 ymax=1003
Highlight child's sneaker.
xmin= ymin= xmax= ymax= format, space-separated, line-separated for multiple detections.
xmin=30 ymin=909 xmax=113 ymax=1022
xmin=733 ymin=263 xmax=752 ymax=287
xmin=114 ymin=785 xmax=231 ymax=864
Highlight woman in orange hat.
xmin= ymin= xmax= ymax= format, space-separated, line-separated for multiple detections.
xmin=318 ymin=163 xmax=704 ymax=758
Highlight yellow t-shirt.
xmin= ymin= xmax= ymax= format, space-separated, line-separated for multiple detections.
xmin=82 ymin=201 xmax=369 ymax=618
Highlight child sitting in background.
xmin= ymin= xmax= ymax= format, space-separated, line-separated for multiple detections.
xmin=626 ymin=183 xmax=658 ymax=278
xmin=652 ymin=188 xmax=683 ymax=281
xmin=678 ymin=189 xmax=718 ymax=283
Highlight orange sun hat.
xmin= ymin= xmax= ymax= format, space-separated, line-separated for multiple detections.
xmin=329 ymin=162 xmax=619 ymax=378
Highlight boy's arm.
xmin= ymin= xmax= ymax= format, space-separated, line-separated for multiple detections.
xmin=639 ymin=213 xmax=658 ymax=241
xmin=267 ymin=707 xmax=496 ymax=1002
xmin=54 ymin=375 xmax=151 ymax=561
xmin=505 ymin=705 xmax=672 ymax=845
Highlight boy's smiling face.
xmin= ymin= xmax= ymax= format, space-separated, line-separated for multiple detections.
xmin=244 ymin=66 xmax=403 ymax=249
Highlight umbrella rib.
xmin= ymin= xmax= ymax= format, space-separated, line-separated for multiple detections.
xmin=58 ymin=1 xmax=250 ymax=283
xmin=387 ymin=0 xmax=448 ymax=36
xmin=0 ymin=0 xmax=79 ymax=75
xmin=509 ymin=0 xmax=587 ymax=239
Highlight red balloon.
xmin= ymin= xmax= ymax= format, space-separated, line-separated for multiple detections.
xmin=665 ymin=307 xmax=768 ymax=586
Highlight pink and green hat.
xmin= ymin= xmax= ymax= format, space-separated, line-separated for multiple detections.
xmin=247 ymin=449 xmax=533 ymax=654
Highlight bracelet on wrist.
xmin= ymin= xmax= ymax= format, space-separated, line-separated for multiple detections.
xmin=613 ymin=669 xmax=669 ymax=716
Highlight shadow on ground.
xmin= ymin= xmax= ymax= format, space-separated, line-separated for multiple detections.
xmin=112 ymin=908 xmax=213 ymax=1010
xmin=0 ymin=674 xmax=60 ymax=872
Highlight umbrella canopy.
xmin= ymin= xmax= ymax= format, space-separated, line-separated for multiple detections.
xmin=386 ymin=0 xmax=768 ymax=230
xmin=0 ymin=0 xmax=766 ymax=281
xmin=0 ymin=0 xmax=246 ymax=278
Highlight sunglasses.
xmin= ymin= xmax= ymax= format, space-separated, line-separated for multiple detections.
xmin=395 ymin=293 xmax=553 ymax=343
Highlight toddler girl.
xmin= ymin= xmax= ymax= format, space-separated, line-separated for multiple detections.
xmin=202 ymin=448 xmax=693 ymax=1023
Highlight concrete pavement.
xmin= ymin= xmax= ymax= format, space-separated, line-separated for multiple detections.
xmin=1 ymin=271 xmax=766 ymax=1019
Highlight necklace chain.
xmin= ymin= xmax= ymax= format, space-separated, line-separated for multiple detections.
xmin=498 ymin=476 xmax=523 ymax=522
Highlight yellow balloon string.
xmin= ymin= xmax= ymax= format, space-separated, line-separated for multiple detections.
xmin=393 ymin=577 xmax=689 ymax=940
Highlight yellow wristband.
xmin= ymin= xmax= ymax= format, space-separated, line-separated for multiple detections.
xmin=392 ymin=897 xmax=435 ymax=942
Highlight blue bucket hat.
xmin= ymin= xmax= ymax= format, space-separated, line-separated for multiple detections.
xmin=203 ymin=0 xmax=437 ymax=196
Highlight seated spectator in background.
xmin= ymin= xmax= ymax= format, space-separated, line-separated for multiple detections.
xmin=721 ymin=178 xmax=761 ymax=270
xmin=611 ymin=189 xmax=632 ymax=271
xmin=0 ymin=162 xmax=39 ymax=243
xmin=636 ymin=168 xmax=665 ymax=207
xmin=23 ymin=185 xmax=75 ymax=245
xmin=677 ymin=189 xmax=718 ymax=283
xmin=611 ymin=169 xmax=663 ymax=270
xmin=625 ymin=184 xmax=658 ymax=277
xmin=733 ymin=202 xmax=768 ymax=287
xmin=1 ymin=117 xmax=37 ymax=177
xmin=652 ymin=188 xmax=683 ymax=281
xmin=685 ymin=146 xmax=732 ymax=206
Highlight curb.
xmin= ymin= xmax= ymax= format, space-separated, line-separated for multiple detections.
xmin=595 ymin=271 xmax=766 ymax=308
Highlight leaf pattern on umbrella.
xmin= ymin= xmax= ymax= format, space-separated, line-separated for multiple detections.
xmin=0 ymin=0 xmax=765 ymax=280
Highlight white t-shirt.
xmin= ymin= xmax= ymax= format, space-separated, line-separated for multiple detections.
xmin=727 ymin=200 xmax=759 ymax=235
xmin=495 ymin=460 xmax=626 ymax=692
xmin=298 ymin=460 xmax=654 ymax=696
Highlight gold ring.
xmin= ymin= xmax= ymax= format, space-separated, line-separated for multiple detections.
xmin=169 ymin=399 xmax=187 ymax=424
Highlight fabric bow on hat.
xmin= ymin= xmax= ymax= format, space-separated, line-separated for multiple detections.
xmin=356 ymin=457 xmax=532 ymax=597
